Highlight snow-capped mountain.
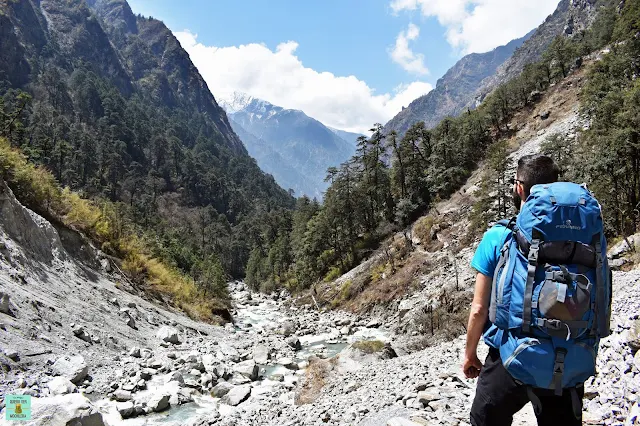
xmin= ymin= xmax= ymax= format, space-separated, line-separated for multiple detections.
xmin=219 ymin=93 xmax=357 ymax=199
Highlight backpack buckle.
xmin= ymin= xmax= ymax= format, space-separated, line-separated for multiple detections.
xmin=552 ymin=348 xmax=568 ymax=396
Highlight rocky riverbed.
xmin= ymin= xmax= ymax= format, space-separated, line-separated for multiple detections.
xmin=1 ymin=171 xmax=639 ymax=426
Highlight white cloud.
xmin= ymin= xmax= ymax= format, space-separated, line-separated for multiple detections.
xmin=175 ymin=31 xmax=433 ymax=133
xmin=389 ymin=23 xmax=430 ymax=75
xmin=390 ymin=0 xmax=559 ymax=54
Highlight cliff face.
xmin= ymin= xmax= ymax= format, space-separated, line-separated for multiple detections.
xmin=384 ymin=0 xmax=602 ymax=137
xmin=0 ymin=0 xmax=244 ymax=155
xmin=383 ymin=32 xmax=531 ymax=137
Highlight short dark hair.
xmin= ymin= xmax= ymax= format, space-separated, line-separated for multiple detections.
xmin=516 ymin=154 xmax=560 ymax=196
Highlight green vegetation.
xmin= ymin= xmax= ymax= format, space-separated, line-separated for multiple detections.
xmin=0 ymin=136 xmax=228 ymax=321
xmin=351 ymin=340 xmax=386 ymax=354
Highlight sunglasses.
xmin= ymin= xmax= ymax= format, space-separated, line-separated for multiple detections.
xmin=509 ymin=178 xmax=525 ymax=185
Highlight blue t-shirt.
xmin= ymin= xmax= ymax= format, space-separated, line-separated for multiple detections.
xmin=470 ymin=224 xmax=513 ymax=278
xmin=470 ymin=224 xmax=513 ymax=347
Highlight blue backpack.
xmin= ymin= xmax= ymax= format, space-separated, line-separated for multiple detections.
xmin=488 ymin=182 xmax=612 ymax=402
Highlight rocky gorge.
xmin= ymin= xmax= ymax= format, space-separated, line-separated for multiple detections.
xmin=1 ymin=159 xmax=639 ymax=426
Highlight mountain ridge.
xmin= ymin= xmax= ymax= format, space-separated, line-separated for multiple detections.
xmin=221 ymin=94 xmax=357 ymax=198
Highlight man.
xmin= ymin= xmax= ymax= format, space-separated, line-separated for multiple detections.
xmin=462 ymin=154 xmax=583 ymax=426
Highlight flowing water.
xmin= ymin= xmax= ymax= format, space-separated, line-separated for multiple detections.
xmin=101 ymin=285 xmax=388 ymax=424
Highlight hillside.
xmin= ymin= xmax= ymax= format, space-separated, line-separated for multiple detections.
xmin=0 ymin=0 xmax=293 ymax=291
xmin=383 ymin=0 xmax=603 ymax=137
xmin=220 ymin=93 xmax=356 ymax=199
xmin=383 ymin=32 xmax=531 ymax=136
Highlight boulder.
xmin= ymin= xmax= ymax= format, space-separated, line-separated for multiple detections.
xmin=146 ymin=394 xmax=170 ymax=412
xmin=113 ymin=390 xmax=132 ymax=402
xmin=366 ymin=318 xmax=382 ymax=328
xmin=220 ymin=385 xmax=251 ymax=406
xmin=286 ymin=336 xmax=302 ymax=351
xmin=629 ymin=320 xmax=640 ymax=352
xmin=253 ymin=345 xmax=269 ymax=364
xmin=52 ymin=356 xmax=89 ymax=384
xmin=4 ymin=349 xmax=19 ymax=361
xmin=540 ymin=110 xmax=551 ymax=120
xmin=29 ymin=394 xmax=105 ymax=426
xmin=116 ymin=401 xmax=135 ymax=419
xmin=156 ymin=326 xmax=180 ymax=344
xmin=0 ymin=292 xmax=11 ymax=316
xmin=72 ymin=327 xmax=93 ymax=344
xmin=168 ymin=372 xmax=184 ymax=385
xmin=128 ymin=347 xmax=141 ymax=358
xmin=47 ymin=377 xmax=77 ymax=396
xmin=211 ymin=382 xmax=234 ymax=398
xmin=417 ymin=389 xmax=441 ymax=405
xmin=277 ymin=357 xmax=298 ymax=370
xmin=279 ymin=320 xmax=297 ymax=336
xmin=233 ymin=360 xmax=258 ymax=381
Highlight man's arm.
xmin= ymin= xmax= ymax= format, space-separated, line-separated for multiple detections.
xmin=463 ymin=272 xmax=492 ymax=378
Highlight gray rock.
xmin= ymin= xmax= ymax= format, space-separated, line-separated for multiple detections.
xmin=72 ymin=326 xmax=92 ymax=343
xmin=212 ymin=382 xmax=234 ymax=398
xmin=128 ymin=347 xmax=141 ymax=358
xmin=221 ymin=385 xmax=251 ymax=406
xmin=280 ymin=320 xmax=297 ymax=336
xmin=0 ymin=292 xmax=11 ymax=316
xmin=146 ymin=393 xmax=170 ymax=412
xmin=417 ymin=389 xmax=441 ymax=405
xmin=253 ymin=345 xmax=269 ymax=364
xmin=113 ymin=389 xmax=132 ymax=402
xmin=367 ymin=319 xmax=382 ymax=328
xmin=233 ymin=360 xmax=259 ymax=381
xmin=117 ymin=401 xmax=135 ymax=419
xmin=4 ymin=349 xmax=19 ymax=361
xmin=628 ymin=320 xmax=640 ymax=352
xmin=52 ymin=355 xmax=89 ymax=384
xmin=30 ymin=394 xmax=105 ymax=425
xmin=286 ymin=336 xmax=302 ymax=351
xmin=168 ymin=372 xmax=184 ymax=385
xmin=48 ymin=377 xmax=77 ymax=396
xmin=156 ymin=326 xmax=180 ymax=344
xmin=140 ymin=369 xmax=154 ymax=380
xmin=540 ymin=111 xmax=551 ymax=120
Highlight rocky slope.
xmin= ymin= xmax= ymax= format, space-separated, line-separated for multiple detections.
xmin=383 ymin=32 xmax=531 ymax=136
xmin=383 ymin=0 xmax=603 ymax=137
xmin=220 ymin=93 xmax=356 ymax=199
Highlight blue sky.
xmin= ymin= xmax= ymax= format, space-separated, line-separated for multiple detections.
xmin=127 ymin=0 xmax=560 ymax=132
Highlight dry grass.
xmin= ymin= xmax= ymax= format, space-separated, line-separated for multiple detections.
xmin=351 ymin=340 xmax=385 ymax=354
xmin=295 ymin=357 xmax=337 ymax=405
xmin=0 ymin=137 xmax=228 ymax=323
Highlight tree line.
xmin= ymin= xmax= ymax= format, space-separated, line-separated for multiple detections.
xmin=247 ymin=0 xmax=635 ymax=293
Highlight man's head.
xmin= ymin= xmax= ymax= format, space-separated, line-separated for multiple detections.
xmin=512 ymin=154 xmax=560 ymax=211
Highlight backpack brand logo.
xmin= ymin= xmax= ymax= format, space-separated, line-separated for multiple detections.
xmin=556 ymin=219 xmax=582 ymax=230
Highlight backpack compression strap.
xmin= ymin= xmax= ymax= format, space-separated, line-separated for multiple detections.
xmin=593 ymin=233 xmax=607 ymax=336
xmin=522 ymin=239 xmax=540 ymax=334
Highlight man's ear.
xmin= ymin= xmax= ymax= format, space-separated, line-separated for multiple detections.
xmin=518 ymin=184 xmax=527 ymax=202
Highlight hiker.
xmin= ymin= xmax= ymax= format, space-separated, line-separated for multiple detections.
xmin=463 ymin=154 xmax=612 ymax=426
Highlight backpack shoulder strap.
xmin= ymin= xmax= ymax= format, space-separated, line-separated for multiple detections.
xmin=496 ymin=217 xmax=517 ymax=231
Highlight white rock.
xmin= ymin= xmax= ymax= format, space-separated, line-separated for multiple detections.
xmin=253 ymin=345 xmax=269 ymax=364
xmin=146 ymin=394 xmax=170 ymax=412
xmin=221 ymin=385 xmax=251 ymax=406
xmin=28 ymin=394 xmax=105 ymax=425
xmin=47 ymin=377 xmax=77 ymax=396
xmin=116 ymin=401 xmax=135 ymax=419
xmin=156 ymin=326 xmax=180 ymax=344
xmin=233 ymin=360 xmax=258 ymax=381
xmin=51 ymin=355 xmax=88 ymax=384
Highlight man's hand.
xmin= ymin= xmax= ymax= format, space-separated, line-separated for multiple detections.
xmin=463 ymin=272 xmax=492 ymax=379
xmin=463 ymin=353 xmax=483 ymax=379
